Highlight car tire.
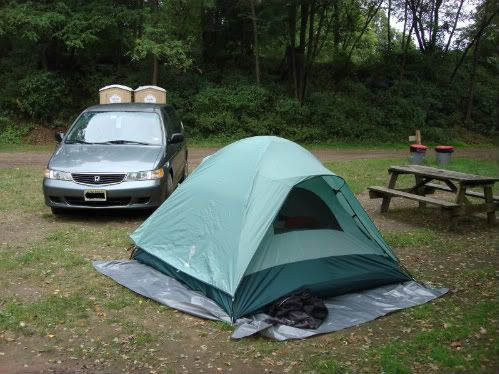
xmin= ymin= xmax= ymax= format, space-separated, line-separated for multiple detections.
xmin=179 ymin=163 xmax=188 ymax=183
xmin=165 ymin=172 xmax=174 ymax=200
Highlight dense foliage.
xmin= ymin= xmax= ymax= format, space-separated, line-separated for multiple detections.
xmin=0 ymin=0 xmax=497 ymax=143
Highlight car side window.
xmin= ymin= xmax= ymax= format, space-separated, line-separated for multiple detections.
xmin=161 ymin=108 xmax=175 ymax=138
xmin=166 ymin=107 xmax=182 ymax=134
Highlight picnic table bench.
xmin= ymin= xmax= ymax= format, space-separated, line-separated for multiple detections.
xmin=368 ymin=165 xmax=499 ymax=226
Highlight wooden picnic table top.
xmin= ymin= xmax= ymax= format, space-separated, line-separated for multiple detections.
xmin=388 ymin=165 xmax=499 ymax=185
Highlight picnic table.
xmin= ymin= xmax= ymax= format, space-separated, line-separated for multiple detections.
xmin=368 ymin=165 xmax=499 ymax=226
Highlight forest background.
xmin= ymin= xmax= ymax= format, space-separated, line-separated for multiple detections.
xmin=0 ymin=0 xmax=497 ymax=144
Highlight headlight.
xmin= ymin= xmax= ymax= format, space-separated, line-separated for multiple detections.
xmin=44 ymin=169 xmax=72 ymax=181
xmin=126 ymin=168 xmax=164 ymax=181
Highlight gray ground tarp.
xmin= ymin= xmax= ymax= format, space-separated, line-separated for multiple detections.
xmin=93 ymin=260 xmax=447 ymax=341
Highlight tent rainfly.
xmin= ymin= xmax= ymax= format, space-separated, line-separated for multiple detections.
xmin=130 ymin=136 xmax=412 ymax=320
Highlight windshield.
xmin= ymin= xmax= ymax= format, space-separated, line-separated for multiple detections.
xmin=65 ymin=111 xmax=163 ymax=145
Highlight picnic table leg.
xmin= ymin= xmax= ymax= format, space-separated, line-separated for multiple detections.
xmin=449 ymin=184 xmax=468 ymax=230
xmin=381 ymin=172 xmax=398 ymax=213
xmin=415 ymin=175 xmax=426 ymax=208
xmin=484 ymin=185 xmax=496 ymax=225
xmin=455 ymin=185 xmax=466 ymax=205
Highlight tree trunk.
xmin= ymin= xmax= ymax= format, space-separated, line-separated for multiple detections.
xmin=300 ymin=0 xmax=316 ymax=102
xmin=401 ymin=0 xmax=408 ymax=51
xmin=428 ymin=0 xmax=435 ymax=47
xmin=450 ymin=7 xmax=498 ymax=81
xmin=429 ymin=0 xmax=442 ymax=52
xmin=465 ymin=40 xmax=479 ymax=123
xmin=296 ymin=0 xmax=309 ymax=99
xmin=400 ymin=25 xmax=413 ymax=80
xmin=332 ymin=0 xmax=340 ymax=54
xmin=250 ymin=0 xmax=261 ymax=86
xmin=346 ymin=0 xmax=383 ymax=65
xmin=288 ymin=4 xmax=298 ymax=99
xmin=444 ymin=0 xmax=464 ymax=52
xmin=387 ymin=0 xmax=392 ymax=51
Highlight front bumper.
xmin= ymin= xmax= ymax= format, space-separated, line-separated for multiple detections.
xmin=43 ymin=177 xmax=166 ymax=210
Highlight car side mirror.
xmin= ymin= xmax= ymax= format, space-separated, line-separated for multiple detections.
xmin=169 ymin=133 xmax=184 ymax=144
xmin=55 ymin=132 xmax=65 ymax=143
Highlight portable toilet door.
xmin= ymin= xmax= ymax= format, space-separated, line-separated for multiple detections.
xmin=99 ymin=85 xmax=133 ymax=104
xmin=134 ymin=86 xmax=167 ymax=104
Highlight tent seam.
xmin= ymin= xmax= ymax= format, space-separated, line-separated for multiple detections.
xmin=233 ymin=138 xmax=276 ymax=295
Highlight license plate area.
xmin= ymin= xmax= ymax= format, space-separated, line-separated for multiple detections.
xmin=84 ymin=189 xmax=107 ymax=201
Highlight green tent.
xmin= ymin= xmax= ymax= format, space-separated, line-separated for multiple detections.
xmin=131 ymin=136 xmax=411 ymax=320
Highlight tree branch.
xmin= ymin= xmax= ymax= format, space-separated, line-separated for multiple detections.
xmin=450 ymin=6 xmax=499 ymax=81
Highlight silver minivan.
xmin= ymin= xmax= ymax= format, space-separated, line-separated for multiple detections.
xmin=43 ymin=103 xmax=187 ymax=214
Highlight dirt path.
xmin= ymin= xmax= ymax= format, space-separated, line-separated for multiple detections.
xmin=0 ymin=146 xmax=497 ymax=169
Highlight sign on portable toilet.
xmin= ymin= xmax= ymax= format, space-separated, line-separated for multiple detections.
xmin=134 ymin=86 xmax=167 ymax=104
xmin=99 ymin=85 xmax=133 ymax=104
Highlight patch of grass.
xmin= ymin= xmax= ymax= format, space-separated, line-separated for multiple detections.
xmin=102 ymin=287 xmax=140 ymax=310
xmin=133 ymin=332 xmax=154 ymax=346
xmin=0 ymin=293 xmax=90 ymax=335
xmin=425 ymin=157 xmax=499 ymax=178
xmin=461 ymin=266 xmax=497 ymax=281
xmin=211 ymin=320 xmax=234 ymax=331
xmin=370 ymin=301 xmax=499 ymax=373
xmin=44 ymin=226 xmax=131 ymax=249
xmin=249 ymin=337 xmax=283 ymax=355
xmin=0 ymin=243 xmax=87 ymax=274
xmin=0 ymin=226 xmax=131 ymax=283
xmin=326 ymin=158 xmax=411 ymax=194
xmin=307 ymin=358 xmax=347 ymax=374
xmin=383 ymin=228 xmax=439 ymax=248
xmin=0 ymin=167 xmax=45 ymax=212
xmin=405 ymin=303 xmax=437 ymax=320
xmin=377 ymin=345 xmax=410 ymax=374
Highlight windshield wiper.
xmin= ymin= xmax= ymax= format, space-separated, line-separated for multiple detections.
xmin=100 ymin=140 xmax=153 ymax=145
xmin=65 ymin=140 xmax=94 ymax=144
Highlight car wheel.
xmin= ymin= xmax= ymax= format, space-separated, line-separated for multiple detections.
xmin=51 ymin=207 xmax=65 ymax=215
xmin=165 ymin=172 xmax=174 ymax=200
xmin=179 ymin=163 xmax=188 ymax=183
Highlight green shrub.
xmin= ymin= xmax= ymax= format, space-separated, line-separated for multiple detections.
xmin=0 ymin=117 xmax=36 ymax=144
xmin=18 ymin=71 xmax=68 ymax=123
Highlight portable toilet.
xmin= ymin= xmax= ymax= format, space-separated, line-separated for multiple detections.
xmin=134 ymin=86 xmax=167 ymax=104
xmin=99 ymin=85 xmax=133 ymax=104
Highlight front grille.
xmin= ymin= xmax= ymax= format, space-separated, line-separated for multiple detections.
xmin=72 ymin=173 xmax=126 ymax=185
xmin=65 ymin=196 xmax=131 ymax=207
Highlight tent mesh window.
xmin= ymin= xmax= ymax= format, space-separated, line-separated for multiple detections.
xmin=274 ymin=187 xmax=342 ymax=234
